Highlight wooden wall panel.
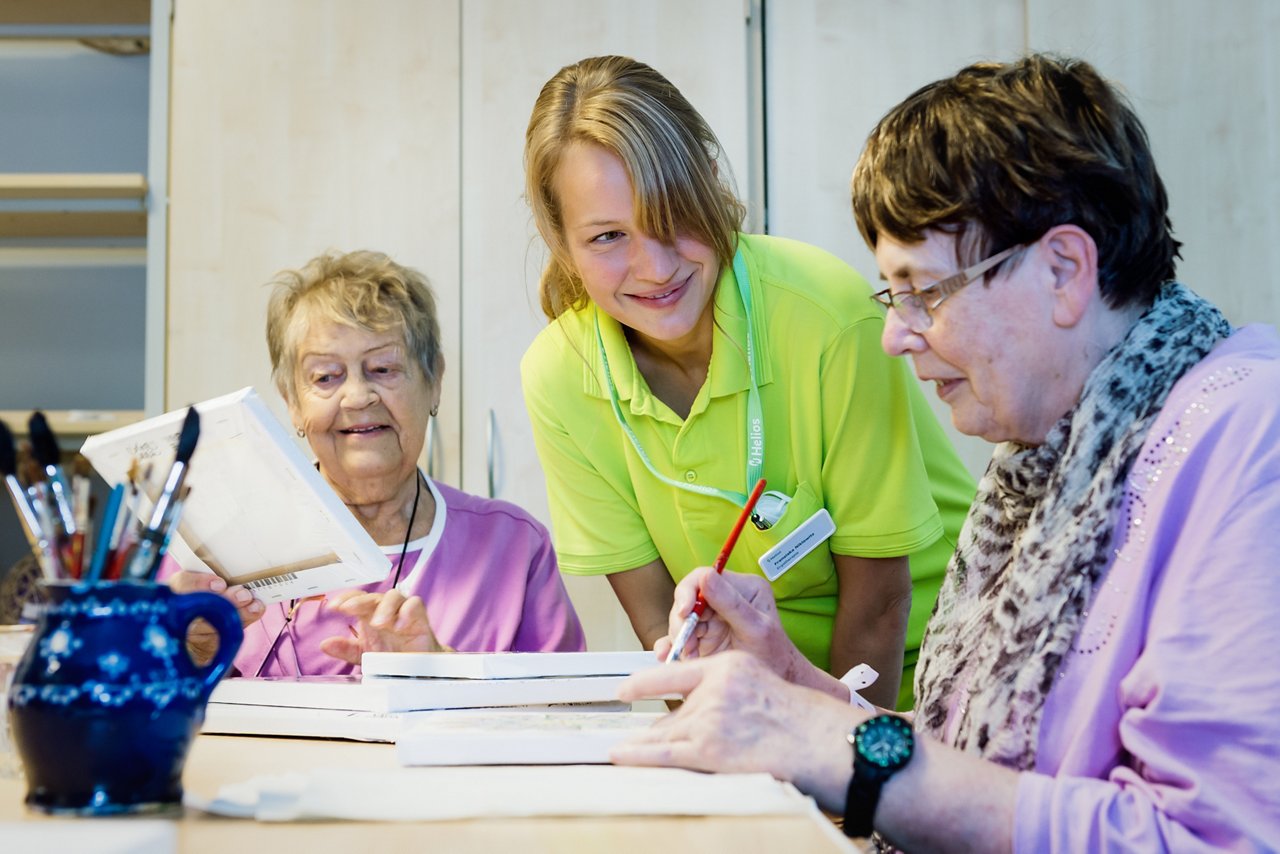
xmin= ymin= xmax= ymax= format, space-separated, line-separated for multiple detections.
xmin=765 ymin=0 xmax=1025 ymax=476
xmin=166 ymin=0 xmax=462 ymax=483
xmin=1027 ymin=0 xmax=1280 ymax=327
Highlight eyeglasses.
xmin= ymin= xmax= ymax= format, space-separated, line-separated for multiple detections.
xmin=871 ymin=244 xmax=1025 ymax=333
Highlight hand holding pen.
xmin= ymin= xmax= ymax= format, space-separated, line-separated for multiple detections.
xmin=665 ymin=478 xmax=768 ymax=663
xmin=653 ymin=553 xmax=824 ymax=694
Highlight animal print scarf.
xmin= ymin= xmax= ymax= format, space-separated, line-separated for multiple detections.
xmin=913 ymin=282 xmax=1231 ymax=770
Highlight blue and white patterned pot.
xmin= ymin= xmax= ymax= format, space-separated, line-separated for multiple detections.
xmin=7 ymin=580 xmax=242 ymax=814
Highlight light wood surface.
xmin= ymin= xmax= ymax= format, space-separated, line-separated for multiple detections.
xmin=0 ymin=734 xmax=856 ymax=853
xmin=0 ymin=173 xmax=148 ymax=238
xmin=0 ymin=174 xmax=147 ymax=200
xmin=0 ymin=409 xmax=144 ymax=437
xmin=0 ymin=0 xmax=148 ymax=26
xmin=0 ymin=211 xmax=145 ymax=239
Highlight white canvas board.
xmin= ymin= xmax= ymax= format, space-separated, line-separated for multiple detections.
xmin=361 ymin=650 xmax=659 ymax=680
xmin=80 ymin=387 xmax=390 ymax=602
xmin=209 ymin=674 xmax=634 ymax=713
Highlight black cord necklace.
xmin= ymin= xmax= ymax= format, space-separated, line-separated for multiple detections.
xmin=255 ymin=470 xmax=424 ymax=677
xmin=390 ymin=470 xmax=423 ymax=589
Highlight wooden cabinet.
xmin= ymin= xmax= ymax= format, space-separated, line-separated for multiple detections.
xmin=0 ymin=0 xmax=155 ymax=575
xmin=764 ymin=0 xmax=1280 ymax=478
xmin=165 ymin=0 xmax=463 ymax=477
xmin=0 ymin=3 xmax=155 ymax=432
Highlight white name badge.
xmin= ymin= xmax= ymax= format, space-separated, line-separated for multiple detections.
xmin=758 ymin=508 xmax=836 ymax=581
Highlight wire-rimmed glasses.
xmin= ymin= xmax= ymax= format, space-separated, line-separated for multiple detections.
xmin=871 ymin=244 xmax=1025 ymax=332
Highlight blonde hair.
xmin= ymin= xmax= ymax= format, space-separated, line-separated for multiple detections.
xmin=265 ymin=249 xmax=444 ymax=403
xmin=524 ymin=55 xmax=746 ymax=320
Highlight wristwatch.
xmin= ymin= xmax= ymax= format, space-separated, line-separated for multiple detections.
xmin=843 ymin=713 xmax=914 ymax=838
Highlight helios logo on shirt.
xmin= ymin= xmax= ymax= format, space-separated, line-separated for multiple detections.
xmin=748 ymin=416 xmax=764 ymax=468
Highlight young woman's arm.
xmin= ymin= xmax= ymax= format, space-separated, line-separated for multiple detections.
xmin=830 ymin=554 xmax=912 ymax=707
xmin=606 ymin=558 xmax=676 ymax=650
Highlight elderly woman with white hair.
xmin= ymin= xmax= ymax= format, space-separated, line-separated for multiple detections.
xmin=169 ymin=250 xmax=584 ymax=675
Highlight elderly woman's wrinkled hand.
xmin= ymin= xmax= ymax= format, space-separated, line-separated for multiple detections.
xmin=166 ymin=569 xmax=265 ymax=666
xmin=654 ymin=566 xmax=812 ymax=682
xmin=319 ymin=588 xmax=445 ymax=664
xmin=611 ymin=650 xmax=865 ymax=811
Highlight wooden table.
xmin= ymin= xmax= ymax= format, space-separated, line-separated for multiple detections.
xmin=0 ymin=734 xmax=858 ymax=853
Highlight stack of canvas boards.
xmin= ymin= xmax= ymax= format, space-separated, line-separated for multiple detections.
xmin=205 ymin=650 xmax=664 ymax=760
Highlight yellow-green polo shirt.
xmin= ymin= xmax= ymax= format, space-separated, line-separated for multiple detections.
xmin=522 ymin=233 xmax=974 ymax=688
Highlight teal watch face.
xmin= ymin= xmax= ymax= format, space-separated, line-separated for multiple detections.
xmin=856 ymin=716 xmax=914 ymax=769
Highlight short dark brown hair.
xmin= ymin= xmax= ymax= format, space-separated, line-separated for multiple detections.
xmin=851 ymin=54 xmax=1180 ymax=309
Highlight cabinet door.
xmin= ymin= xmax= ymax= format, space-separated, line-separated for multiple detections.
xmin=166 ymin=0 xmax=462 ymax=484
xmin=766 ymin=0 xmax=1279 ymax=481
xmin=1025 ymin=0 xmax=1280 ymax=327
xmin=765 ymin=0 xmax=1025 ymax=479
xmin=459 ymin=0 xmax=756 ymax=650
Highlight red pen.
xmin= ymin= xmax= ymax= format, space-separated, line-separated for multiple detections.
xmin=665 ymin=478 xmax=767 ymax=663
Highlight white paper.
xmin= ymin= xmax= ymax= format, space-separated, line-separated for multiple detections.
xmin=80 ymin=387 xmax=389 ymax=602
xmin=396 ymin=710 xmax=665 ymax=765
xmin=0 ymin=821 xmax=176 ymax=853
xmin=362 ymin=650 xmax=660 ymax=680
xmin=186 ymin=765 xmax=814 ymax=822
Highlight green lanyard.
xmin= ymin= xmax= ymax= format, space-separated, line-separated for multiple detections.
xmin=594 ymin=247 xmax=763 ymax=508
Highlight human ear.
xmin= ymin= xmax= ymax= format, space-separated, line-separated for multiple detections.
xmin=285 ymin=392 xmax=304 ymax=436
xmin=1042 ymin=225 xmax=1099 ymax=328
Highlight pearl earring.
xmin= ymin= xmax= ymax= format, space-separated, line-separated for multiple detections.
xmin=430 ymin=404 xmax=439 ymax=417
xmin=296 ymin=428 xmax=305 ymax=438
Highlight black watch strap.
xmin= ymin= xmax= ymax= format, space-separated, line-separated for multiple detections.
xmin=842 ymin=714 xmax=914 ymax=839
xmin=843 ymin=767 xmax=881 ymax=838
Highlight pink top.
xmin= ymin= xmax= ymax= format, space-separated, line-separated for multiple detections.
xmin=933 ymin=326 xmax=1280 ymax=851
xmin=223 ymin=477 xmax=585 ymax=677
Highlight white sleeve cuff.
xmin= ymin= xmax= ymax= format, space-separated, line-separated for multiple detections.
xmin=840 ymin=663 xmax=879 ymax=711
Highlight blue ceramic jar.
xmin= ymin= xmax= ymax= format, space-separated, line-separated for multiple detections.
xmin=7 ymin=581 xmax=242 ymax=814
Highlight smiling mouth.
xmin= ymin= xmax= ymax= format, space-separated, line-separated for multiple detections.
xmin=637 ymin=287 xmax=679 ymax=300
xmin=629 ymin=275 xmax=689 ymax=305
xmin=339 ymin=425 xmax=390 ymax=435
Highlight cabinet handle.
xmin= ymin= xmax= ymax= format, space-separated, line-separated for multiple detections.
xmin=486 ymin=409 xmax=497 ymax=499
xmin=425 ymin=416 xmax=437 ymax=480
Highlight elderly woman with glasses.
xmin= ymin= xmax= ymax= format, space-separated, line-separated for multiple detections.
xmin=168 ymin=250 xmax=585 ymax=675
xmin=611 ymin=55 xmax=1280 ymax=851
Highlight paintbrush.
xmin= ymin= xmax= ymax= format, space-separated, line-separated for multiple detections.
xmin=28 ymin=412 xmax=78 ymax=574
xmin=125 ymin=407 xmax=200 ymax=581
xmin=105 ymin=461 xmax=145 ymax=581
xmin=0 ymin=419 xmax=60 ymax=580
xmin=28 ymin=412 xmax=78 ymax=536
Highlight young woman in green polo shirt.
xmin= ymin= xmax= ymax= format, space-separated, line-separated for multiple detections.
xmin=519 ymin=55 xmax=973 ymax=709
